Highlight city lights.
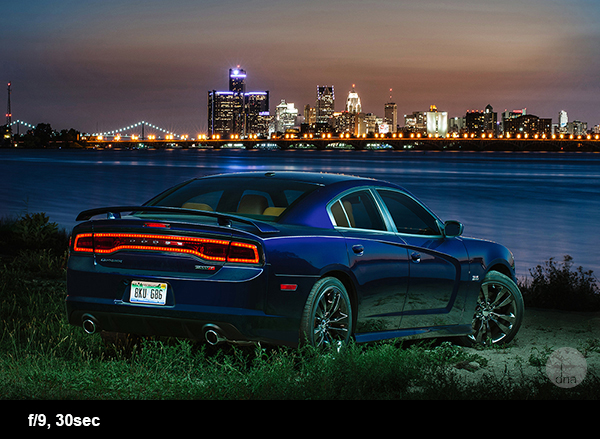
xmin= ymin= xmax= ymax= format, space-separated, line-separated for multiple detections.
xmin=6 ymin=66 xmax=598 ymax=150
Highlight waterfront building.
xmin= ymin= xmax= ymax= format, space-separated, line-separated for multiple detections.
xmin=229 ymin=67 xmax=246 ymax=94
xmin=449 ymin=116 xmax=465 ymax=134
xmin=384 ymin=102 xmax=397 ymax=132
xmin=567 ymin=120 xmax=588 ymax=136
xmin=364 ymin=113 xmax=382 ymax=135
xmin=404 ymin=111 xmax=427 ymax=134
xmin=465 ymin=104 xmax=497 ymax=135
xmin=275 ymin=100 xmax=299 ymax=133
xmin=245 ymin=92 xmax=270 ymax=135
xmin=331 ymin=111 xmax=358 ymax=134
xmin=208 ymin=67 xmax=270 ymax=137
xmin=501 ymin=108 xmax=526 ymax=133
xmin=503 ymin=113 xmax=552 ymax=137
xmin=207 ymin=91 xmax=240 ymax=137
xmin=316 ymin=86 xmax=335 ymax=124
xmin=558 ymin=110 xmax=568 ymax=133
xmin=346 ymin=85 xmax=361 ymax=114
xmin=304 ymin=104 xmax=316 ymax=126
xmin=426 ymin=105 xmax=448 ymax=137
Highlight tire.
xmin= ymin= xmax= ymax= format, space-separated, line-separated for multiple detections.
xmin=300 ymin=277 xmax=353 ymax=349
xmin=460 ymin=271 xmax=524 ymax=346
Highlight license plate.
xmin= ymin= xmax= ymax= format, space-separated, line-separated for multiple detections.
xmin=130 ymin=281 xmax=168 ymax=305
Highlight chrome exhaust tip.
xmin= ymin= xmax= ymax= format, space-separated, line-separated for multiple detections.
xmin=82 ymin=314 xmax=98 ymax=334
xmin=204 ymin=325 xmax=226 ymax=345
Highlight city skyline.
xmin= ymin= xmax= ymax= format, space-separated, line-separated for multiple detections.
xmin=2 ymin=0 xmax=600 ymax=134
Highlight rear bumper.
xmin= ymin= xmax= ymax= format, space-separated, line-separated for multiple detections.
xmin=66 ymin=300 xmax=299 ymax=346
xmin=66 ymin=256 xmax=303 ymax=346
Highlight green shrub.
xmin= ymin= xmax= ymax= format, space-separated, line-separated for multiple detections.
xmin=520 ymin=255 xmax=600 ymax=311
xmin=0 ymin=212 xmax=69 ymax=257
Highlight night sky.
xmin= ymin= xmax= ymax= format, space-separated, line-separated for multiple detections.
xmin=3 ymin=0 xmax=600 ymax=135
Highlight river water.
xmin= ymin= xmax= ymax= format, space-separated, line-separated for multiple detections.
xmin=1 ymin=147 xmax=599 ymax=278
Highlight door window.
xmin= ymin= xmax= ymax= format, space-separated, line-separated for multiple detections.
xmin=377 ymin=189 xmax=440 ymax=236
xmin=330 ymin=190 xmax=386 ymax=231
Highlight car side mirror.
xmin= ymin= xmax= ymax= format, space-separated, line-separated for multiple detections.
xmin=443 ymin=220 xmax=463 ymax=238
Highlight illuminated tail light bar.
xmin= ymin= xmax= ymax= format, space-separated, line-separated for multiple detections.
xmin=72 ymin=233 xmax=260 ymax=264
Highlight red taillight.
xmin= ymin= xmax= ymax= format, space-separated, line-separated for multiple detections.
xmin=228 ymin=242 xmax=260 ymax=264
xmin=72 ymin=233 xmax=260 ymax=264
xmin=73 ymin=233 xmax=94 ymax=252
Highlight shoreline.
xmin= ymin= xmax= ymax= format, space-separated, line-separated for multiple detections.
xmin=2 ymin=138 xmax=600 ymax=153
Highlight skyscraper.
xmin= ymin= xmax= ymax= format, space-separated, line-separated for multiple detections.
xmin=346 ymin=85 xmax=361 ymax=114
xmin=229 ymin=67 xmax=246 ymax=94
xmin=316 ymin=86 xmax=335 ymax=124
xmin=384 ymin=102 xmax=397 ymax=132
xmin=303 ymin=104 xmax=316 ymax=126
xmin=244 ymin=91 xmax=270 ymax=135
xmin=426 ymin=105 xmax=448 ymax=137
xmin=275 ymin=100 xmax=299 ymax=133
xmin=208 ymin=67 xmax=269 ymax=137
xmin=558 ymin=110 xmax=568 ymax=133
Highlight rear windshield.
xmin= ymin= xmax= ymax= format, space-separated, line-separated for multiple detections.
xmin=147 ymin=176 xmax=320 ymax=221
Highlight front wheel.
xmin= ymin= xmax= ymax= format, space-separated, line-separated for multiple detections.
xmin=461 ymin=271 xmax=524 ymax=346
xmin=300 ymin=277 xmax=353 ymax=349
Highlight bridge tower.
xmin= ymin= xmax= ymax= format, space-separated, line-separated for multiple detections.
xmin=6 ymin=82 xmax=12 ymax=126
xmin=4 ymin=82 xmax=11 ymax=140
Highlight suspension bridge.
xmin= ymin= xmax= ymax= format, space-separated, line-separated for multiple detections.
xmin=8 ymin=120 xmax=185 ymax=139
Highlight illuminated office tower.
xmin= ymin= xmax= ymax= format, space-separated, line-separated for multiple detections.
xmin=346 ymin=85 xmax=361 ymax=114
xmin=229 ymin=67 xmax=246 ymax=93
xmin=245 ymin=91 xmax=270 ymax=136
xmin=208 ymin=91 xmax=239 ymax=136
xmin=558 ymin=110 xmax=568 ymax=133
xmin=316 ymin=85 xmax=335 ymax=124
xmin=304 ymin=104 xmax=316 ymax=126
xmin=275 ymin=100 xmax=299 ymax=133
xmin=208 ymin=67 xmax=270 ymax=137
xmin=384 ymin=102 xmax=397 ymax=132
xmin=466 ymin=104 xmax=497 ymax=135
xmin=426 ymin=105 xmax=448 ymax=137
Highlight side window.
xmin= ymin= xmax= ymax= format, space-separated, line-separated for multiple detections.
xmin=331 ymin=190 xmax=386 ymax=231
xmin=378 ymin=189 xmax=440 ymax=236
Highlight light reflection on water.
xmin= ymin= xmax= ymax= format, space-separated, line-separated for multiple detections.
xmin=2 ymin=148 xmax=599 ymax=278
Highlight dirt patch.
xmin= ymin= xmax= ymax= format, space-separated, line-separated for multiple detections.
xmin=455 ymin=308 xmax=600 ymax=386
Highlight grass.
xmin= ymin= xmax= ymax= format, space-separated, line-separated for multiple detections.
xmin=1 ymin=213 xmax=599 ymax=399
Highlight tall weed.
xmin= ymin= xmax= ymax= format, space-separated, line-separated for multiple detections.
xmin=520 ymin=255 xmax=600 ymax=311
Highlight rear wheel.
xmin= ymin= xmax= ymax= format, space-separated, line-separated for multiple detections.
xmin=461 ymin=271 xmax=524 ymax=346
xmin=300 ymin=277 xmax=353 ymax=349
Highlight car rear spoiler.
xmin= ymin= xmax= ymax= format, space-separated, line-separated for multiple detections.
xmin=75 ymin=206 xmax=280 ymax=234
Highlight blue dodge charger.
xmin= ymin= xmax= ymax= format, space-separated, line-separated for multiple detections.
xmin=66 ymin=171 xmax=524 ymax=349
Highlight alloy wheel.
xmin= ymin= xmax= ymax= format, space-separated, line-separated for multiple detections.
xmin=470 ymin=276 xmax=520 ymax=344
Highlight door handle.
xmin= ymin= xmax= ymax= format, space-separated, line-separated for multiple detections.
xmin=411 ymin=252 xmax=421 ymax=263
xmin=352 ymin=244 xmax=364 ymax=255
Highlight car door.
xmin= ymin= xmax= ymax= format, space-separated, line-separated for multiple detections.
xmin=328 ymin=189 xmax=409 ymax=334
xmin=375 ymin=188 xmax=468 ymax=330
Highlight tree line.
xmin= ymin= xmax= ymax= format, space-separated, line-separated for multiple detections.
xmin=1 ymin=123 xmax=82 ymax=148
